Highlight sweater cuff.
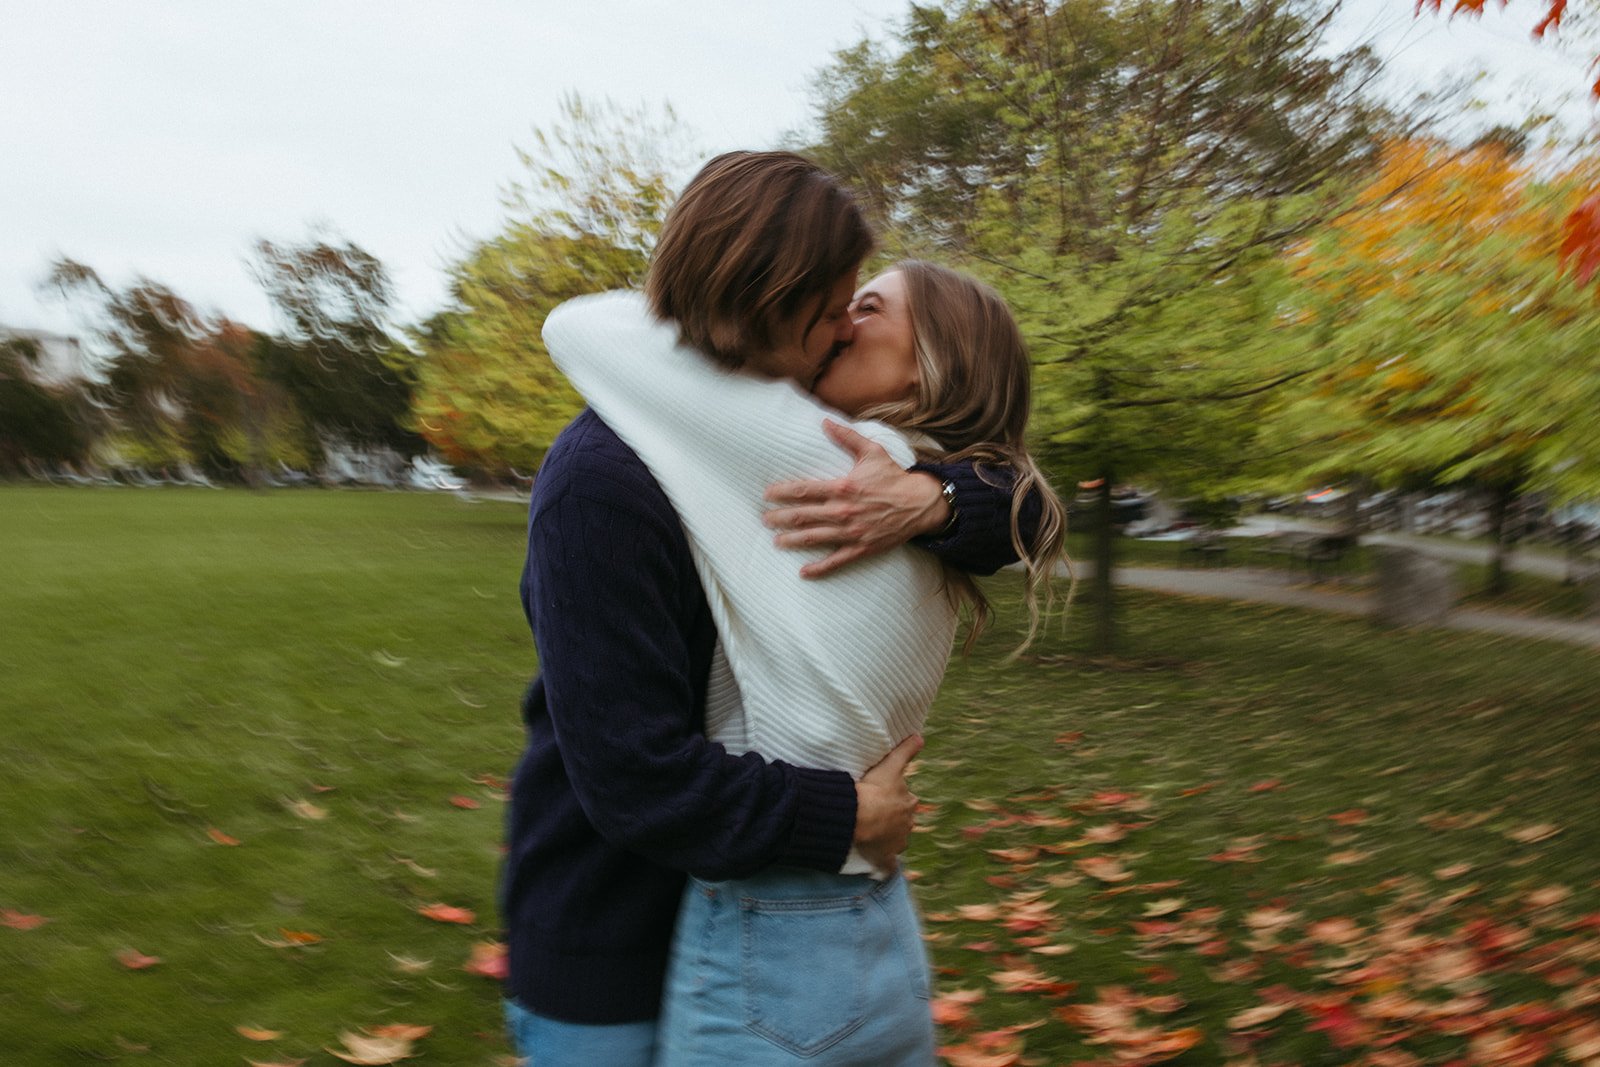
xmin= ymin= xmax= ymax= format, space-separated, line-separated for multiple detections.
xmin=778 ymin=767 xmax=858 ymax=872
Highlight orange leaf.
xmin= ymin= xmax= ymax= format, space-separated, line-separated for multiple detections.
xmin=236 ymin=1026 xmax=285 ymax=1041
xmin=1075 ymin=856 xmax=1132 ymax=883
xmin=206 ymin=827 xmax=241 ymax=846
xmin=2 ymin=909 xmax=49 ymax=931
xmin=417 ymin=903 xmax=475 ymax=925
xmin=278 ymin=929 xmax=323 ymax=945
xmin=367 ymin=1024 xmax=432 ymax=1040
xmin=1248 ymin=778 xmax=1282 ymax=793
xmin=116 ymin=948 xmax=162 ymax=969
xmin=448 ymin=795 xmax=481 ymax=810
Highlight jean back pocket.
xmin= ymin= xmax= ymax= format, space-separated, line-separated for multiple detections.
xmin=740 ymin=893 xmax=866 ymax=1056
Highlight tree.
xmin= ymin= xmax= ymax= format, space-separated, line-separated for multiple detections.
xmin=1277 ymin=137 xmax=1600 ymax=592
xmin=1416 ymin=0 xmax=1600 ymax=285
xmin=809 ymin=0 xmax=1391 ymax=651
xmin=42 ymin=260 xmax=303 ymax=480
xmin=0 ymin=338 xmax=95 ymax=473
xmin=250 ymin=232 xmax=421 ymax=462
xmin=411 ymin=96 xmax=688 ymax=475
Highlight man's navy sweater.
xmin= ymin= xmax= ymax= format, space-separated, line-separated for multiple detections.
xmin=505 ymin=408 xmax=1034 ymax=1024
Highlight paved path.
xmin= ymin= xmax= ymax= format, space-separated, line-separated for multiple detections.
xmin=1112 ymin=566 xmax=1600 ymax=650
xmin=1224 ymin=517 xmax=1578 ymax=581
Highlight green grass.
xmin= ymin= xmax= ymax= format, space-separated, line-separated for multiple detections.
xmin=2 ymin=488 xmax=532 ymax=1065
xmin=2 ymin=489 xmax=1595 ymax=1065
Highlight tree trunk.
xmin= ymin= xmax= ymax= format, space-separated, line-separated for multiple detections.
xmin=1486 ymin=482 xmax=1515 ymax=597
xmin=1092 ymin=469 xmax=1116 ymax=654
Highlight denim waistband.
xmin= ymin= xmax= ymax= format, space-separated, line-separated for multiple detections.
xmin=690 ymin=865 xmax=902 ymax=902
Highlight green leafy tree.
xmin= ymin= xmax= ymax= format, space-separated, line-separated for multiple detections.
xmin=809 ymin=0 xmax=1391 ymax=650
xmin=0 ymin=338 xmax=96 ymax=473
xmin=250 ymin=232 xmax=421 ymax=462
xmin=411 ymin=95 xmax=689 ymax=475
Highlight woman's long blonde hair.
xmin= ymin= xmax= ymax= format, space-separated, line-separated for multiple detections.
xmin=853 ymin=260 xmax=1069 ymax=653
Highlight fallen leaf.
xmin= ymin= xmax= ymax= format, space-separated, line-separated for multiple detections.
xmin=1328 ymin=809 xmax=1369 ymax=826
xmin=464 ymin=940 xmax=508 ymax=980
xmin=955 ymin=904 xmax=1002 ymax=922
xmin=278 ymin=929 xmax=323 ymax=945
xmin=367 ymin=1024 xmax=432 ymax=1040
xmin=417 ymin=903 xmax=475 ymax=925
xmin=1507 ymin=823 xmax=1562 ymax=844
xmin=285 ymin=799 xmax=328 ymax=821
xmin=1081 ymin=823 xmax=1128 ymax=845
xmin=1326 ymin=849 xmax=1371 ymax=866
xmin=1526 ymin=885 xmax=1571 ymax=909
xmin=326 ymin=1030 xmax=415 ymax=1065
xmin=116 ymin=948 xmax=161 ymax=970
xmin=986 ymin=847 xmax=1039 ymax=864
xmin=1143 ymin=898 xmax=1186 ymax=918
xmin=237 ymin=1026 xmax=285 ymax=1041
xmin=1435 ymin=862 xmax=1474 ymax=879
xmin=1248 ymin=779 xmax=1283 ymax=793
xmin=1076 ymin=856 xmax=1132 ymax=883
xmin=1229 ymin=1003 xmax=1294 ymax=1029
xmin=448 ymin=795 xmax=480 ymax=810
xmin=206 ymin=827 xmax=241 ymax=846
xmin=931 ymin=989 xmax=983 ymax=1028
xmin=2 ymin=909 xmax=49 ymax=931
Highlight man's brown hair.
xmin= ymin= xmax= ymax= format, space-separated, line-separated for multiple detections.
xmin=646 ymin=151 xmax=874 ymax=368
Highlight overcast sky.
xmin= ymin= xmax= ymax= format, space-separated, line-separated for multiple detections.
xmin=3 ymin=0 xmax=1593 ymax=341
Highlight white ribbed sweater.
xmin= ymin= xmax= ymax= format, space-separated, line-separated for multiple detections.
xmin=544 ymin=292 xmax=957 ymax=871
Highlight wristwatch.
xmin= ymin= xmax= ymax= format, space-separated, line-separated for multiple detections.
xmin=932 ymin=478 xmax=959 ymax=538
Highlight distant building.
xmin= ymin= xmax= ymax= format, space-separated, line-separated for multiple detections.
xmin=0 ymin=325 xmax=88 ymax=385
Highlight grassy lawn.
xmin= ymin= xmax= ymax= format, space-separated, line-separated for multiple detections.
xmin=2 ymin=488 xmax=1596 ymax=1065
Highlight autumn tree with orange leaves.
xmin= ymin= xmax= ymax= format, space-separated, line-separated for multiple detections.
xmin=1417 ymin=0 xmax=1600 ymax=285
xmin=1277 ymin=137 xmax=1600 ymax=591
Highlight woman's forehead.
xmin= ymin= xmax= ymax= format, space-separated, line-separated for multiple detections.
xmin=855 ymin=269 xmax=906 ymax=301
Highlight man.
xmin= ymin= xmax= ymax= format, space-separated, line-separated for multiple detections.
xmin=503 ymin=151 xmax=1033 ymax=1064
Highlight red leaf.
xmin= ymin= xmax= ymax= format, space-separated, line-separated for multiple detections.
xmin=2 ymin=909 xmax=49 ymax=931
xmin=417 ymin=903 xmax=475 ymax=925
xmin=1560 ymin=191 xmax=1600 ymax=285
xmin=463 ymin=940 xmax=509 ymax=980
xmin=116 ymin=948 xmax=162 ymax=970
xmin=448 ymin=795 xmax=481 ymax=810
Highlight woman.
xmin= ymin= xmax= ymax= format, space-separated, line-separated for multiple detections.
xmin=543 ymin=261 xmax=1065 ymax=1064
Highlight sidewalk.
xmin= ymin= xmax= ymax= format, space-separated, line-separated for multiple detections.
xmin=1112 ymin=565 xmax=1600 ymax=651
xmin=1225 ymin=517 xmax=1577 ymax=582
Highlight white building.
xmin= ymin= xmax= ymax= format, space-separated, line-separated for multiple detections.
xmin=0 ymin=325 xmax=89 ymax=385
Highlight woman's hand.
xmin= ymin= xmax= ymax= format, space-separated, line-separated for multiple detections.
xmin=763 ymin=420 xmax=951 ymax=578
xmin=852 ymin=734 xmax=924 ymax=872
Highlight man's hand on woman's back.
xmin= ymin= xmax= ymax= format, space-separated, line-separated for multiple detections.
xmin=852 ymin=733 xmax=924 ymax=872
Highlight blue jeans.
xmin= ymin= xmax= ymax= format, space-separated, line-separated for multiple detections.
xmin=503 ymin=997 xmax=656 ymax=1067
xmin=657 ymin=867 xmax=935 ymax=1065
